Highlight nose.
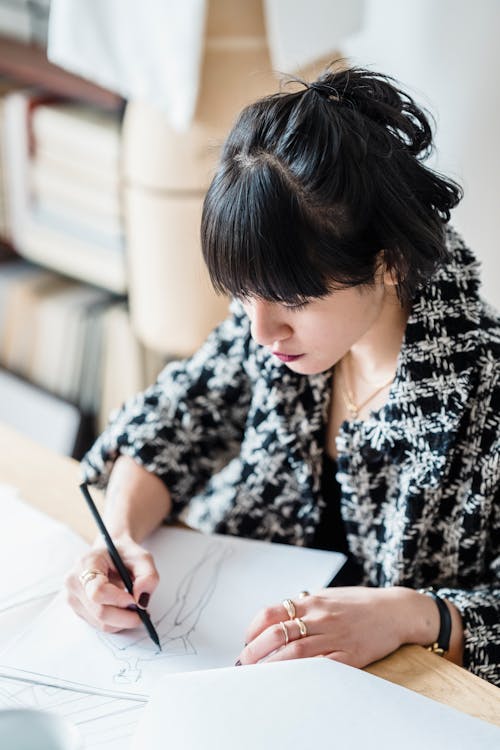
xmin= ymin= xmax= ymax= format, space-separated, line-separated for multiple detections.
xmin=248 ymin=300 xmax=293 ymax=347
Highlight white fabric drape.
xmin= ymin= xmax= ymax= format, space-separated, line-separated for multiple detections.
xmin=48 ymin=0 xmax=208 ymax=131
xmin=47 ymin=0 xmax=364 ymax=131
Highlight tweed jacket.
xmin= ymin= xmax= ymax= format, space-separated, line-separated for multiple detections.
xmin=83 ymin=227 xmax=500 ymax=685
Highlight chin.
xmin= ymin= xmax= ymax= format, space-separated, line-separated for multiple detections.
xmin=285 ymin=358 xmax=333 ymax=376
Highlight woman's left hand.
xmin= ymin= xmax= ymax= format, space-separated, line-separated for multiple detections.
xmin=236 ymin=586 xmax=435 ymax=669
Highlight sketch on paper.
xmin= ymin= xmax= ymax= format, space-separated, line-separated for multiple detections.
xmin=98 ymin=543 xmax=232 ymax=685
xmin=0 ymin=526 xmax=342 ymax=700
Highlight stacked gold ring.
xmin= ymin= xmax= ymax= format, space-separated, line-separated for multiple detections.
xmin=282 ymin=598 xmax=296 ymax=619
xmin=279 ymin=621 xmax=290 ymax=646
xmin=79 ymin=569 xmax=103 ymax=587
xmin=281 ymin=598 xmax=309 ymax=641
xmin=295 ymin=618 xmax=308 ymax=637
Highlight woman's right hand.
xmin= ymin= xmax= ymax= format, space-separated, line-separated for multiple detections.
xmin=65 ymin=535 xmax=160 ymax=634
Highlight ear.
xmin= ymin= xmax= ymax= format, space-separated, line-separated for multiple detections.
xmin=383 ymin=267 xmax=398 ymax=287
xmin=377 ymin=250 xmax=398 ymax=287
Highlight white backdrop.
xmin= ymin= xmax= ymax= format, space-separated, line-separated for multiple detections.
xmin=343 ymin=0 xmax=500 ymax=307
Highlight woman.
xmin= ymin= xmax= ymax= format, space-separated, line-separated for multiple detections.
xmin=67 ymin=65 xmax=500 ymax=685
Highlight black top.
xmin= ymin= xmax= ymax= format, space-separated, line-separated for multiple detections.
xmin=313 ymin=452 xmax=363 ymax=587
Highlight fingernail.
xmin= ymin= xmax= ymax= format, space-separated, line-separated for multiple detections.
xmin=235 ymin=659 xmax=242 ymax=666
xmin=244 ymin=642 xmax=248 ymax=647
xmin=138 ymin=592 xmax=150 ymax=608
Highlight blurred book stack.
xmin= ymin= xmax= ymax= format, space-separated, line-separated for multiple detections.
xmin=0 ymin=85 xmax=127 ymax=291
xmin=0 ymin=257 xmax=164 ymax=454
xmin=0 ymin=0 xmax=50 ymax=45
xmin=0 ymin=25 xmax=165 ymax=457
xmin=0 ymin=78 xmax=19 ymax=244
xmin=33 ymin=102 xmax=123 ymax=240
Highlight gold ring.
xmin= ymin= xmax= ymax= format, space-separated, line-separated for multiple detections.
xmin=298 ymin=591 xmax=309 ymax=599
xmin=282 ymin=598 xmax=296 ymax=619
xmin=295 ymin=618 xmax=308 ymax=637
xmin=279 ymin=621 xmax=289 ymax=646
xmin=79 ymin=569 xmax=103 ymax=587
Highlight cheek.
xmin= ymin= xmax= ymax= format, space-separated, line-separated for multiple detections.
xmin=333 ymin=289 xmax=383 ymax=337
xmin=304 ymin=295 xmax=383 ymax=360
xmin=310 ymin=311 xmax=366 ymax=350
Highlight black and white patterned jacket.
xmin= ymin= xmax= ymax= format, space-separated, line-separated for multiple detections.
xmin=83 ymin=227 xmax=500 ymax=685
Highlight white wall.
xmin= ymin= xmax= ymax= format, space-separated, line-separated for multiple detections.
xmin=343 ymin=0 xmax=500 ymax=307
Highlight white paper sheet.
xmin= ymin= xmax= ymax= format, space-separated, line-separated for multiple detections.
xmin=133 ymin=657 xmax=500 ymax=750
xmin=0 ymin=598 xmax=144 ymax=749
xmin=0 ymin=677 xmax=144 ymax=750
xmin=0 ymin=526 xmax=344 ymax=698
xmin=0 ymin=484 xmax=87 ymax=611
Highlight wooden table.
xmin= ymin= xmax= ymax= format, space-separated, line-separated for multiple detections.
xmin=1 ymin=423 xmax=499 ymax=727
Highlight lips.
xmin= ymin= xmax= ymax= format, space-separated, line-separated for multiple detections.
xmin=272 ymin=351 xmax=304 ymax=363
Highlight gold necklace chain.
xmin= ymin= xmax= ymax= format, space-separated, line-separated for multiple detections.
xmin=339 ymin=354 xmax=394 ymax=420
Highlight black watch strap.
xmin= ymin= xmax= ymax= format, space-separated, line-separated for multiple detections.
xmin=420 ymin=589 xmax=452 ymax=656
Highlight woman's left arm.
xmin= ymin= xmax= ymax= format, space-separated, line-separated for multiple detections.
xmin=236 ymin=586 xmax=464 ymax=670
xmin=238 ymin=482 xmax=500 ymax=685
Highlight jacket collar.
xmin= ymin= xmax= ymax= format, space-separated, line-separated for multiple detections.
xmin=338 ymin=226 xmax=483 ymax=487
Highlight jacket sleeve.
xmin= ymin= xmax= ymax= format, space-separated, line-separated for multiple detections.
xmin=81 ymin=303 xmax=253 ymax=517
xmin=436 ymin=484 xmax=500 ymax=686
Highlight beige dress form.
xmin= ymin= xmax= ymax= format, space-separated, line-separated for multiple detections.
xmin=122 ymin=0 xmax=337 ymax=357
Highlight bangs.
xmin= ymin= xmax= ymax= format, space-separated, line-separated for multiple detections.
xmin=201 ymin=156 xmax=355 ymax=305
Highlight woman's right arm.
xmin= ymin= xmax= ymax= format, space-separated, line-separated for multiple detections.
xmin=66 ymin=455 xmax=172 ymax=632
xmin=67 ymin=303 xmax=253 ymax=632
xmin=101 ymin=454 xmax=172 ymax=543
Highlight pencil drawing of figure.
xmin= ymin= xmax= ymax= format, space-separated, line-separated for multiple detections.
xmin=98 ymin=543 xmax=231 ymax=684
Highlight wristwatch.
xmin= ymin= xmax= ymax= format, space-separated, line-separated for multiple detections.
xmin=418 ymin=588 xmax=452 ymax=656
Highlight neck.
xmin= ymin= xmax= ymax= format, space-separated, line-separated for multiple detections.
xmin=349 ymin=290 xmax=409 ymax=381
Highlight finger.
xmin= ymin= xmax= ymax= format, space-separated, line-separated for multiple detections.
xmin=86 ymin=601 xmax=143 ymax=631
xmin=83 ymin=575 xmax=136 ymax=609
xmin=67 ymin=591 xmax=122 ymax=634
xmin=66 ymin=550 xmax=114 ymax=594
xmin=78 ymin=548 xmax=114 ymax=578
xmin=67 ymin=568 xmax=141 ymax=631
xmin=262 ymin=635 xmax=333 ymax=663
xmin=244 ymin=599 xmax=308 ymax=644
xmin=120 ymin=549 xmax=160 ymax=605
xmin=240 ymin=618 xmax=319 ymax=665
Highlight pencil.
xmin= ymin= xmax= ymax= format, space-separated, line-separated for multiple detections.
xmin=79 ymin=482 xmax=162 ymax=651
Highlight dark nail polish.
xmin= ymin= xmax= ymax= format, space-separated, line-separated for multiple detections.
xmin=138 ymin=592 xmax=150 ymax=608
xmin=235 ymin=659 xmax=242 ymax=666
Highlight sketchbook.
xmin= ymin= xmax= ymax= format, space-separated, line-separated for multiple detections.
xmin=0 ymin=526 xmax=344 ymax=699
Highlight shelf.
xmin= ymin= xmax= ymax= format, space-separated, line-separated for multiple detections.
xmin=0 ymin=35 xmax=124 ymax=111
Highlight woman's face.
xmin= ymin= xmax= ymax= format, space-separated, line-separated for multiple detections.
xmin=241 ymin=281 xmax=390 ymax=375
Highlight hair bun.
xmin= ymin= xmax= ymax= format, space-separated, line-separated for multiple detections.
xmin=311 ymin=65 xmax=433 ymax=158
xmin=308 ymin=81 xmax=341 ymax=102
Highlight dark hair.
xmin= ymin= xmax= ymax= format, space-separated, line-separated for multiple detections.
xmin=201 ymin=63 xmax=463 ymax=307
